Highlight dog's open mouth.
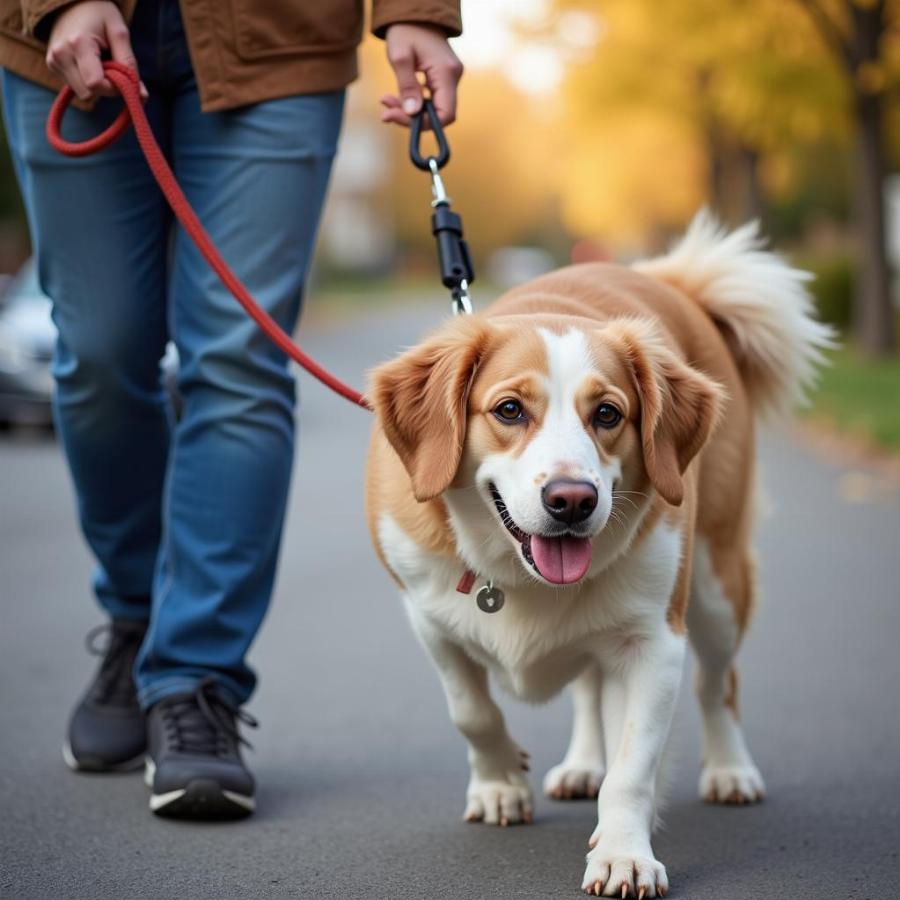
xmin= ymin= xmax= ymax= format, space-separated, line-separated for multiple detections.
xmin=489 ymin=484 xmax=593 ymax=585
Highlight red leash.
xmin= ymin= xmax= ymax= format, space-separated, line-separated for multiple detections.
xmin=46 ymin=61 xmax=371 ymax=410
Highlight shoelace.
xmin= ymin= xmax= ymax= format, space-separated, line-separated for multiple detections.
xmin=85 ymin=622 xmax=145 ymax=707
xmin=161 ymin=678 xmax=258 ymax=757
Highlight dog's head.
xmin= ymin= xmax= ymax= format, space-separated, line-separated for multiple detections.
xmin=370 ymin=313 xmax=723 ymax=586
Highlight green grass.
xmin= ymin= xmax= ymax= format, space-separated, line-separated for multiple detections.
xmin=807 ymin=347 xmax=900 ymax=452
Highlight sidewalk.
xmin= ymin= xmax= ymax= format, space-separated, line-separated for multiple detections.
xmin=2 ymin=304 xmax=898 ymax=899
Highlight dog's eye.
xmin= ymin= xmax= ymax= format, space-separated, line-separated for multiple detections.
xmin=493 ymin=399 xmax=525 ymax=423
xmin=593 ymin=402 xmax=622 ymax=429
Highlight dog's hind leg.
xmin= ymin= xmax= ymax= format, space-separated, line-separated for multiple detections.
xmin=410 ymin=613 xmax=533 ymax=826
xmin=687 ymin=537 xmax=765 ymax=804
xmin=543 ymin=662 xmax=605 ymax=800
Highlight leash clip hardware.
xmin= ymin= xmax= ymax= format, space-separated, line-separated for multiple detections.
xmin=410 ymin=98 xmax=475 ymax=317
xmin=428 ymin=157 xmax=450 ymax=208
xmin=452 ymin=279 xmax=473 ymax=316
xmin=409 ymin=98 xmax=450 ymax=172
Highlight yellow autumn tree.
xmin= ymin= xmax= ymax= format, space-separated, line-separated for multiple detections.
xmin=789 ymin=0 xmax=900 ymax=353
xmin=551 ymin=0 xmax=899 ymax=352
xmin=553 ymin=0 xmax=850 ymax=238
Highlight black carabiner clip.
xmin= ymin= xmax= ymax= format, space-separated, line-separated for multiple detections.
xmin=409 ymin=98 xmax=451 ymax=172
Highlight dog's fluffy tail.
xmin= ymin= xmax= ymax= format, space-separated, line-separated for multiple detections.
xmin=634 ymin=210 xmax=836 ymax=417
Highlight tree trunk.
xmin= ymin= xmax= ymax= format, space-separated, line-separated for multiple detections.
xmin=853 ymin=92 xmax=894 ymax=354
xmin=737 ymin=144 xmax=766 ymax=227
xmin=850 ymin=2 xmax=895 ymax=355
xmin=705 ymin=123 xmax=729 ymax=221
xmin=705 ymin=126 xmax=754 ymax=227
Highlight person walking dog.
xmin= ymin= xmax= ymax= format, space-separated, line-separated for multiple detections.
xmin=0 ymin=0 xmax=462 ymax=819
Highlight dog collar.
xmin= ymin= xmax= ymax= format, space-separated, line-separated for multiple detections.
xmin=456 ymin=570 xmax=477 ymax=594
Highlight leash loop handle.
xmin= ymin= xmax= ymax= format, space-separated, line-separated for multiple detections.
xmin=46 ymin=63 xmax=137 ymax=157
xmin=46 ymin=61 xmax=371 ymax=411
xmin=409 ymin=98 xmax=450 ymax=171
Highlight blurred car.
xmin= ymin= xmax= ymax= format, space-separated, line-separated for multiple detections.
xmin=0 ymin=260 xmax=181 ymax=428
xmin=486 ymin=246 xmax=556 ymax=290
xmin=0 ymin=261 xmax=55 ymax=426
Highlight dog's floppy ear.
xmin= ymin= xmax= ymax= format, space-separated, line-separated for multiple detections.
xmin=368 ymin=317 xmax=495 ymax=502
xmin=607 ymin=319 xmax=725 ymax=506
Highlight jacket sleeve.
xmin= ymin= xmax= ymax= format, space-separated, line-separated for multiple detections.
xmin=21 ymin=0 xmax=125 ymax=41
xmin=371 ymin=0 xmax=461 ymax=39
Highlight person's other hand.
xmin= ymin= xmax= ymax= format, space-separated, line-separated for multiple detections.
xmin=46 ymin=1 xmax=147 ymax=101
xmin=381 ymin=23 xmax=463 ymax=128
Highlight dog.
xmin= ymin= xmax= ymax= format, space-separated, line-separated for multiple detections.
xmin=364 ymin=213 xmax=833 ymax=898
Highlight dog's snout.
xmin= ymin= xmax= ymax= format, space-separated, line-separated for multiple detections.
xmin=541 ymin=478 xmax=598 ymax=525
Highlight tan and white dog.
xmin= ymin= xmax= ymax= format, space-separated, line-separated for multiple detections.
xmin=365 ymin=214 xmax=833 ymax=898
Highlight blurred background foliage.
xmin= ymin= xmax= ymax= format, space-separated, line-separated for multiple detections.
xmin=347 ymin=0 xmax=899 ymax=351
xmin=0 ymin=0 xmax=897 ymax=445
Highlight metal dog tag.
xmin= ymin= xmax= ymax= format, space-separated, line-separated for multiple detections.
xmin=476 ymin=582 xmax=505 ymax=614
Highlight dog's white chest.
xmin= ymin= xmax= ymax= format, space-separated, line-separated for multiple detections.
xmin=378 ymin=513 xmax=683 ymax=703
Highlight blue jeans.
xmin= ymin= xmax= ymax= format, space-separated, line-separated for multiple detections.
xmin=2 ymin=0 xmax=344 ymax=707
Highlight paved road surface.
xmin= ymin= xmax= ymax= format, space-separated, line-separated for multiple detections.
xmin=2 ymin=303 xmax=899 ymax=899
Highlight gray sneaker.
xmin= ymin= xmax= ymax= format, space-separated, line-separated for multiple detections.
xmin=145 ymin=678 xmax=256 ymax=819
xmin=64 ymin=619 xmax=148 ymax=772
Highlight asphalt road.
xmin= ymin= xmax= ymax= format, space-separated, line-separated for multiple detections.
xmin=2 ymin=303 xmax=899 ymax=900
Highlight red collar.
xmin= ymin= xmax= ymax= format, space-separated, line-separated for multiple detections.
xmin=456 ymin=570 xmax=477 ymax=594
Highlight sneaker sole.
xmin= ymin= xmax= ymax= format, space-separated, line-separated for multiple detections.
xmin=145 ymin=761 xmax=254 ymax=820
xmin=62 ymin=741 xmax=146 ymax=774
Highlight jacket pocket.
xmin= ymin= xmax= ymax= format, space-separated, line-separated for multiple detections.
xmin=230 ymin=0 xmax=363 ymax=60
xmin=0 ymin=4 xmax=42 ymax=50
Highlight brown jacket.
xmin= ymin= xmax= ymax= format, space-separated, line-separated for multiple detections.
xmin=0 ymin=0 xmax=461 ymax=111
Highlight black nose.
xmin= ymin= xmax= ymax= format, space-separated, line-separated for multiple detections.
xmin=541 ymin=479 xmax=599 ymax=525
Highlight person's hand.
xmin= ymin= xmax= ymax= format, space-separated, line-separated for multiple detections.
xmin=381 ymin=23 xmax=463 ymax=128
xmin=46 ymin=1 xmax=147 ymax=101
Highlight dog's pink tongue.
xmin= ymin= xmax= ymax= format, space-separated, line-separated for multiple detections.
xmin=530 ymin=535 xmax=593 ymax=585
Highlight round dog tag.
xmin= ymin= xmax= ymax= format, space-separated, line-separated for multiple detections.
xmin=476 ymin=583 xmax=505 ymax=614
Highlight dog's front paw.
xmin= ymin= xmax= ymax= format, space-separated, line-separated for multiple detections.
xmin=464 ymin=772 xmax=533 ymax=826
xmin=581 ymin=840 xmax=667 ymax=898
xmin=700 ymin=763 xmax=765 ymax=804
xmin=543 ymin=760 xmax=603 ymax=800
